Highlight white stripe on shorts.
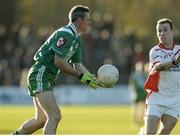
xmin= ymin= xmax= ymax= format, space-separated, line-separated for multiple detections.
xmin=36 ymin=65 xmax=46 ymax=91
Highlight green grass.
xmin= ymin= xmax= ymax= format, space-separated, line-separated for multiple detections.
xmin=0 ymin=105 xmax=180 ymax=134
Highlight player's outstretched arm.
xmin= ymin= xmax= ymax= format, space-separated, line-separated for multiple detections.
xmin=155 ymin=61 xmax=175 ymax=71
xmin=74 ymin=63 xmax=90 ymax=74
xmin=54 ymin=54 xmax=81 ymax=77
xmin=154 ymin=55 xmax=180 ymax=71
xmin=54 ymin=55 xmax=98 ymax=89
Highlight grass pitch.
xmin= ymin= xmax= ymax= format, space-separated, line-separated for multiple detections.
xmin=0 ymin=105 xmax=180 ymax=134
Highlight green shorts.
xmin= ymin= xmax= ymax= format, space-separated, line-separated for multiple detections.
xmin=27 ymin=62 xmax=57 ymax=96
xmin=135 ymin=89 xmax=147 ymax=103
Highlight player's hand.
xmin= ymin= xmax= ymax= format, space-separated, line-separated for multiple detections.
xmin=174 ymin=55 xmax=180 ymax=64
xmin=97 ymin=82 xmax=113 ymax=88
xmin=79 ymin=73 xmax=98 ymax=89
xmin=96 ymin=78 xmax=113 ymax=88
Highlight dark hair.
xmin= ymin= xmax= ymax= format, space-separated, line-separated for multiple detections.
xmin=69 ymin=5 xmax=90 ymax=22
xmin=157 ymin=18 xmax=173 ymax=30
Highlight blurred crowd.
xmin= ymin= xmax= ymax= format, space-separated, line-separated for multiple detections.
xmin=0 ymin=12 xmax=146 ymax=86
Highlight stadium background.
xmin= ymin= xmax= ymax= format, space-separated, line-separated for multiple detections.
xmin=0 ymin=0 xmax=180 ymax=134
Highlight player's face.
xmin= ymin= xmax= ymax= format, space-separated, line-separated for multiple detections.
xmin=80 ymin=12 xmax=91 ymax=33
xmin=156 ymin=23 xmax=173 ymax=44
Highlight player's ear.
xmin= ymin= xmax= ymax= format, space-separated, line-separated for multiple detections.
xmin=76 ymin=17 xmax=83 ymax=24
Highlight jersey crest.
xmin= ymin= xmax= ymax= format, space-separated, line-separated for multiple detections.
xmin=57 ymin=37 xmax=66 ymax=47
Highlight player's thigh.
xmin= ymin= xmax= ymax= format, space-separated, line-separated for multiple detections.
xmin=35 ymin=91 xmax=61 ymax=118
xmin=160 ymin=114 xmax=177 ymax=132
xmin=144 ymin=104 xmax=162 ymax=134
xmin=33 ymin=97 xmax=47 ymax=121
xmin=134 ymin=101 xmax=145 ymax=117
xmin=144 ymin=115 xmax=160 ymax=134
xmin=136 ymin=101 xmax=145 ymax=110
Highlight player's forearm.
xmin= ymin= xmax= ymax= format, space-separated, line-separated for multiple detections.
xmin=54 ymin=54 xmax=81 ymax=78
xmin=155 ymin=61 xmax=175 ymax=71
xmin=74 ymin=63 xmax=89 ymax=74
xmin=155 ymin=55 xmax=180 ymax=71
xmin=175 ymin=55 xmax=180 ymax=64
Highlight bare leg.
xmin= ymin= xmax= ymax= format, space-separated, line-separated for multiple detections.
xmin=35 ymin=91 xmax=61 ymax=134
xmin=133 ymin=101 xmax=145 ymax=126
xmin=144 ymin=115 xmax=160 ymax=134
xmin=16 ymin=98 xmax=47 ymax=134
xmin=159 ymin=114 xmax=177 ymax=135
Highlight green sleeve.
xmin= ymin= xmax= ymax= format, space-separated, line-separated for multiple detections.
xmin=50 ymin=31 xmax=74 ymax=59
xmin=71 ymin=37 xmax=83 ymax=63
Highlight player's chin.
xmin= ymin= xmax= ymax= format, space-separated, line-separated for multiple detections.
xmin=81 ymin=29 xmax=88 ymax=33
xmin=160 ymin=39 xmax=167 ymax=44
xmin=85 ymin=26 xmax=91 ymax=33
xmin=84 ymin=29 xmax=89 ymax=33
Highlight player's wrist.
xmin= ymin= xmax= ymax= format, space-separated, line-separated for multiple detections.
xmin=78 ymin=73 xmax=84 ymax=79
xmin=79 ymin=73 xmax=90 ymax=85
xmin=172 ymin=60 xmax=177 ymax=65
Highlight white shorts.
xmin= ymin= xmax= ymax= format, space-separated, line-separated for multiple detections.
xmin=145 ymin=104 xmax=180 ymax=119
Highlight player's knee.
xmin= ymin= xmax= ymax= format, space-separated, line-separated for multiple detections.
xmin=49 ymin=111 xmax=61 ymax=124
xmin=54 ymin=111 xmax=61 ymax=123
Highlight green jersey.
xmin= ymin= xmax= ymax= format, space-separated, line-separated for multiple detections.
xmin=34 ymin=23 xmax=83 ymax=75
xmin=131 ymin=71 xmax=147 ymax=102
xmin=28 ymin=23 xmax=84 ymax=96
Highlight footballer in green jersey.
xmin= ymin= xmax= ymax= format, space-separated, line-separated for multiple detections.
xmin=12 ymin=5 xmax=99 ymax=135
xmin=28 ymin=23 xmax=85 ymax=96
xmin=129 ymin=61 xmax=148 ymax=126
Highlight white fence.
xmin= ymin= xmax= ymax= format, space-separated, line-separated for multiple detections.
xmin=0 ymin=85 xmax=132 ymax=105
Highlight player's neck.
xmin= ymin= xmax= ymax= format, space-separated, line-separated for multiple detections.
xmin=162 ymin=41 xmax=174 ymax=49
